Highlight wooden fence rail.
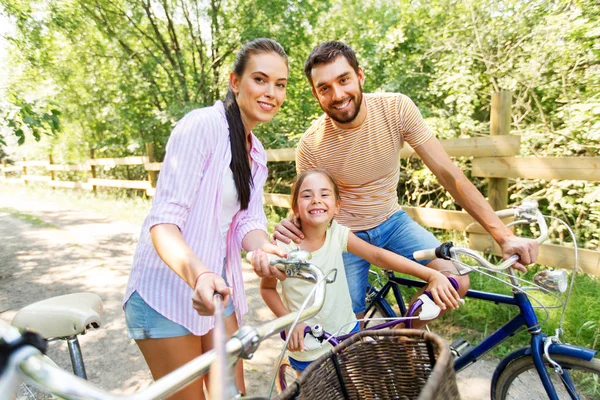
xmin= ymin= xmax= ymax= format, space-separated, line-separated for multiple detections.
xmin=1 ymin=91 xmax=599 ymax=274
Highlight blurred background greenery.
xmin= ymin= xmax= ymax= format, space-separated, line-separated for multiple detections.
xmin=0 ymin=0 xmax=598 ymax=249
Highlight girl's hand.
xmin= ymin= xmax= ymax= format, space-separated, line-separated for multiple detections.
xmin=287 ymin=323 xmax=308 ymax=352
xmin=426 ymin=271 xmax=461 ymax=310
xmin=250 ymin=246 xmax=287 ymax=281
xmin=192 ymin=272 xmax=231 ymax=316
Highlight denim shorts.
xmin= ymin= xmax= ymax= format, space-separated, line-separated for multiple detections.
xmin=125 ymin=276 xmax=235 ymax=339
xmin=343 ymin=210 xmax=440 ymax=314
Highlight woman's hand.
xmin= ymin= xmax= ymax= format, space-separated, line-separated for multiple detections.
xmin=426 ymin=271 xmax=461 ymax=310
xmin=287 ymin=323 xmax=308 ymax=352
xmin=192 ymin=272 xmax=231 ymax=316
xmin=250 ymin=244 xmax=287 ymax=281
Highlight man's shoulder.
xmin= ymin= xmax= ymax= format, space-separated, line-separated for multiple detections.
xmin=302 ymin=114 xmax=327 ymax=137
xmin=299 ymin=114 xmax=328 ymax=148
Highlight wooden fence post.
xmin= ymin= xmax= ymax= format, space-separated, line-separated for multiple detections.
xmin=488 ymin=91 xmax=512 ymax=210
xmin=48 ymin=154 xmax=55 ymax=189
xmin=22 ymin=157 xmax=28 ymax=185
xmin=90 ymin=149 xmax=97 ymax=194
xmin=145 ymin=142 xmax=158 ymax=190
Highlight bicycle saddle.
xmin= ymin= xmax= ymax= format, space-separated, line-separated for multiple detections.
xmin=11 ymin=293 xmax=103 ymax=339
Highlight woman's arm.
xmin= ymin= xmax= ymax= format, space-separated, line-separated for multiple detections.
xmin=151 ymin=223 xmax=230 ymax=315
xmin=347 ymin=232 xmax=461 ymax=309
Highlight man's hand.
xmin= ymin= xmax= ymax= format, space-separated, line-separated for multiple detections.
xmin=287 ymin=323 xmax=308 ymax=352
xmin=499 ymin=235 xmax=539 ymax=272
xmin=192 ymin=272 xmax=231 ymax=316
xmin=273 ymin=217 xmax=303 ymax=244
xmin=250 ymin=244 xmax=287 ymax=281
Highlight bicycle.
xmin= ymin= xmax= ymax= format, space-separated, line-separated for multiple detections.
xmin=275 ymin=278 xmax=455 ymax=393
xmin=364 ymin=200 xmax=600 ymax=399
xmin=1 ymin=250 xmax=459 ymax=400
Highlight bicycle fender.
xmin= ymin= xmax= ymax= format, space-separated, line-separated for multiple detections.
xmin=490 ymin=343 xmax=597 ymax=395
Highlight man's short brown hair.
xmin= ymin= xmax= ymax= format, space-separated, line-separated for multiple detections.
xmin=304 ymin=41 xmax=360 ymax=87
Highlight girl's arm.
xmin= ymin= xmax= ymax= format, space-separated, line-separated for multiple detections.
xmin=260 ymin=276 xmax=290 ymax=318
xmin=347 ymin=233 xmax=461 ymax=310
xmin=260 ymin=277 xmax=306 ymax=352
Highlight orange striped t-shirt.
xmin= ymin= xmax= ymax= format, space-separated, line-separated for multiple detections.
xmin=296 ymin=93 xmax=433 ymax=231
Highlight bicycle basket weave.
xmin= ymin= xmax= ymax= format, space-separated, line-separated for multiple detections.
xmin=277 ymin=329 xmax=460 ymax=400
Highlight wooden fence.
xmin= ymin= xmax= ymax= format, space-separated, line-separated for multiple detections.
xmin=1 ymin=91 xmax=599 ymax=275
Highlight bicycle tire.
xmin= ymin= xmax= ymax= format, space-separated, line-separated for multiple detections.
xmin=276 ymin=359 xmax=297 ymax=394
xmin=492 ymin=354 xmax=600 ymax=400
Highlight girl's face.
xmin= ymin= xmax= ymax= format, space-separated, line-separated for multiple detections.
xmin=230 ymin=52 xmax=288 ymax=132
xmin=294 ymin=172 xmax=340 ymax=228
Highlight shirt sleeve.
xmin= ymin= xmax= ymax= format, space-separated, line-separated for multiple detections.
xmin=148 ymin=110 xmax=212 ymax=231
xmin=296 ymin=136 xmax=318 ymax=174
xmin=397 ymin=95 xmax=433 ymax=149
xmin=331 ymin=221 xmax=351 ymax=253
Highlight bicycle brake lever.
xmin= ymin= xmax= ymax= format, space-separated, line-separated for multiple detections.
xmin=418 ymin=295 xmax=441 ymax=320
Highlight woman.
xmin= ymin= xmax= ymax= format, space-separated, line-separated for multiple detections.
xmin=123 ymin=38 xmax=289 ymax=399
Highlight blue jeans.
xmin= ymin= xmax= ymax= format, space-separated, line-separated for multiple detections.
xmin=343 ymin=210 xmax=440 ymax=314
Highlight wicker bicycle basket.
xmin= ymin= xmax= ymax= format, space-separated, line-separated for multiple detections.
xmin=277 ymin=329 xmax=460 ymax=400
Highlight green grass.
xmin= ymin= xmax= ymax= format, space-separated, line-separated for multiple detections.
xmin=0 ymin=207 xmax=57 ymax=228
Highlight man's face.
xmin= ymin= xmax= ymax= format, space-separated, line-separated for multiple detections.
xmin=310 ymin=56 xmax=364 ymax=125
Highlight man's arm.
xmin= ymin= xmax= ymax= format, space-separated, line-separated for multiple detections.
xmin=414 ymin=136 xmax=538 ymax=269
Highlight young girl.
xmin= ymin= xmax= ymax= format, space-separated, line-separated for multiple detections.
xmin=123 ymin=39 xmax=288 ymax=400
xmin=254 ymin=169 xmax=461 ymax=372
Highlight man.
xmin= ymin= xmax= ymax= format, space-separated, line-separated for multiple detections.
xmin=273 ymin=41 xmax=538 ymax=321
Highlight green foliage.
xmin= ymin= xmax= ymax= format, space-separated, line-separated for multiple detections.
xmin=0 ymin=93 xmax=61 ymax=145
xmin=1 ymin=0 xmax=598 ymax=247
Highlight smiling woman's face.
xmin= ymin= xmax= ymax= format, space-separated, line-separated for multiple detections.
xmin=230 ymin=51 xmax=288 ymax=132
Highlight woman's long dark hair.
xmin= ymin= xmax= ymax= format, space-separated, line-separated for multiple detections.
xmin=225 ymin=38 xmax=287 ymax=209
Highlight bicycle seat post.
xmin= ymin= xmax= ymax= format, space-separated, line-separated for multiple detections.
xmin=66 ymin=335 xmax=87 ymax=379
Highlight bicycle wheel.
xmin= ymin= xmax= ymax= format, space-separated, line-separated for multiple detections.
xmin=15 ymin=355 xmax=61 ymax=400
xmin=276 ymin=359 xmax=297 ymax=394
xmin=16 ymin=383 xmax=57 ymax=400
xmin=492 ymin=354 xmax=600 ymax=400
xmin=364 ymin=286 xmax=396 ymax=329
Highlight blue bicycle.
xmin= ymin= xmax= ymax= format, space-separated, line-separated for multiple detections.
xmin=365 ymin=201 xmax=600 ymax=399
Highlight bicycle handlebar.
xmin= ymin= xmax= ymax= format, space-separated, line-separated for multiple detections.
xmin=414 ymin=201 xmax=548 ymax=273
xmin=1 ymin=253 xmax=329 ymax=400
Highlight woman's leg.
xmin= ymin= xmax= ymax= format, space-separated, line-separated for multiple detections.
xmin=201 ymin=313 xmax=246 ymax=396
xmin=136 ymin=334 xmax=206 ymax=400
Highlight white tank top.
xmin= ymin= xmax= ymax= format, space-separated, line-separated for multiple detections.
xmin=220 ymin=167 xmax=240 ymax=253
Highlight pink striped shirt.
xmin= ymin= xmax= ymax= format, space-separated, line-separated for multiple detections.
xmin=123 ymin=101 xmax=268 ymax=336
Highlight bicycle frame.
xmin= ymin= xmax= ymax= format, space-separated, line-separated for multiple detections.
xmin=366 ymin=273 xmax=597 ymax=400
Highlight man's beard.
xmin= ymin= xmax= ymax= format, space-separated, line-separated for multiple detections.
xmin=324 ymin=84 xmax=363 ymax=124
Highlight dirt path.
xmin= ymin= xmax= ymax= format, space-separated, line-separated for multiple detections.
xmin=0 ymin=186 xmax=496 ymax=399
